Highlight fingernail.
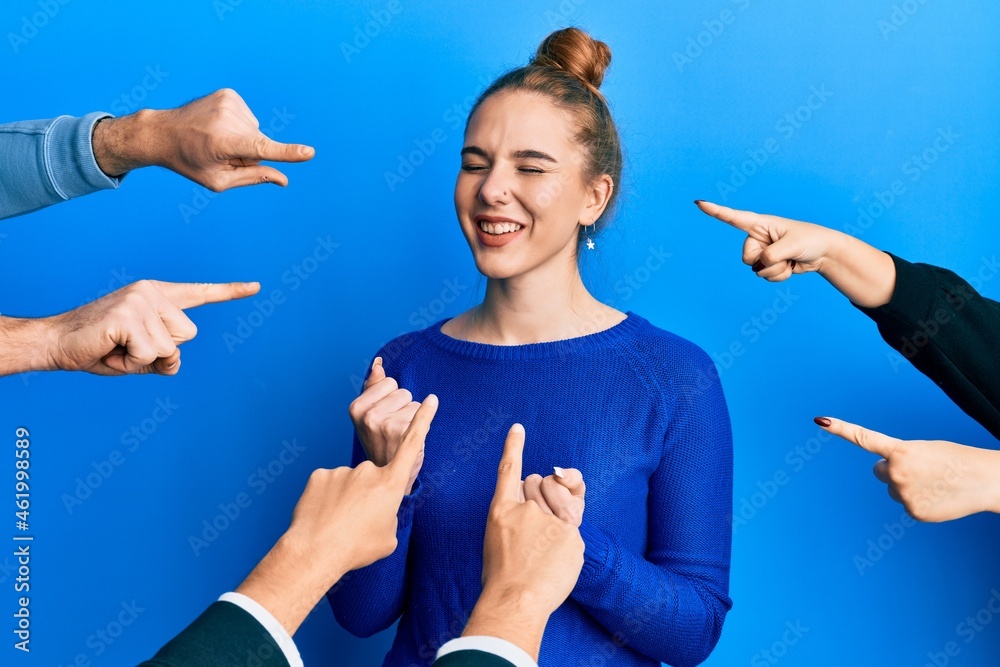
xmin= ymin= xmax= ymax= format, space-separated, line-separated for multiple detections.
xmin=693 ymin=199 xmax=706 ymax=205
xmin=373 ymin=356 xmax=383 ymax=368
xmin=789 ymin=260 xmax=797 ymax=269
xmin=814 ymin=417 xmax=832 ymax=427
xmin=752 ymin=260 xmax=765 ymax=272
xmin=553 ymin=466 xmax=565 ymax=479
xmin=299 ymin=145 xmax=314 ymax=156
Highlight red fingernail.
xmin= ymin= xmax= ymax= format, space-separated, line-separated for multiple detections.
xmin=814 ymin=417 xmax=832 ymax=427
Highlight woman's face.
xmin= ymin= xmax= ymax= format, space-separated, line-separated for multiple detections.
xmin=454 ymin=90 xmax=612 ymax=280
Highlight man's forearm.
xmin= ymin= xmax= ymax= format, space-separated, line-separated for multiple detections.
xmin=91 ymin=112 xmax=154 ymax=178
xmin=819 ymin=231 xmax=898 ymax=308
xmin=0 ymin=317 xmax=59 ymax=376
xmin=462 ymin=586 xmax=551 ymax=662
xmin=235 ymin=535 xmax=348 ymax=637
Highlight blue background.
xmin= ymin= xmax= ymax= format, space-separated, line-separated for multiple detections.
xmin=2 ymin=0 xmax=999 ymax=665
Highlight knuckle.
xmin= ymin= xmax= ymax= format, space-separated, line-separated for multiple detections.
xmin=251 ymin=135 xmax=271 ymax=156
xmin=205 ymin=176 xmax=227 ymax=193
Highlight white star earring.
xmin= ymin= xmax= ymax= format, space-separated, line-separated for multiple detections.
xmin=585 ymin=223 xmax=596 ymax=250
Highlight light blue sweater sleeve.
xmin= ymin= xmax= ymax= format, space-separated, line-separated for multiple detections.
xmin=0 ymin=112 xmax=123 ymax=220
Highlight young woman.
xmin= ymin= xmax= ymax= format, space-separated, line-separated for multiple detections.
xmin=328 ymin=28 xmax=733 ymax=667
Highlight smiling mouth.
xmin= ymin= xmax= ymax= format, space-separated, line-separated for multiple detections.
xmin=478 ymin=220 xmax=524 ymax=235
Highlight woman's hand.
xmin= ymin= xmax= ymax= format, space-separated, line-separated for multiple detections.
xmin=817 ymin=416 xmax=1000 ymax=522
xmin=348 ymin=357 xmax=424 ymax=494
xmin=694 ymin=200 xmax=896 ymax=308
xmin=521 ymin=466 xmax=586 ymax=527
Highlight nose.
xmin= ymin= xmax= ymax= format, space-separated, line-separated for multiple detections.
xmin=478 ymin=165 xmax=512 ymax=206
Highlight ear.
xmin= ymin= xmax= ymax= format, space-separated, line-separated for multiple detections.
xmin=578 ymin=174 xmax=614 ymax=227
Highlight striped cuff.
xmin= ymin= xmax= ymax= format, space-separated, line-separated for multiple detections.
xmin=44 ymin=112 xmax=123 ymax=200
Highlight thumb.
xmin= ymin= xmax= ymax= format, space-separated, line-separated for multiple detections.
xmin=757 ymin=234 xmax=804 ymax=267
xmin=553 ymin=467 xmax=586 ymax=499
xmin=364 ymin=357 xmax=386 ymax=390
xmin=225 ymin=165 xmax=289 ymax=188
xmin=816 ymin=416 xmax=899 ymax=459
xmin=254 ymin=137 xmax=316 ymax=163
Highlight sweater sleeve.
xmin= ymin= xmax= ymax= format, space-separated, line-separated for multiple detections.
xmin=571 ymin=347 xmax=734 ymax=667
xmin=855 ymin=252 xmax=1000 ymax=440
xmin=0 ymin=113 xmax=123 ymax=220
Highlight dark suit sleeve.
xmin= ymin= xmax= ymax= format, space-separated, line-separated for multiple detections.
xmin=855 ymin=252 xmax=1000 ymax=439
xmin=137 ymin=601 xmax=290 ymax=667
xmin=432 ymin=649 xmax=516 ymax=666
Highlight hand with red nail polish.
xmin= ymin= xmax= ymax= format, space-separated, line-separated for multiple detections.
xmin=816 ymin=416 xmax=1000 ymax=522
xmin=694 ymin=200 xmax=896 ymax=307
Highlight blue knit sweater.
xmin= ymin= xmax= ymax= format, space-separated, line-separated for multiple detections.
xmin=327 ymin=312 xmax=733 ymax=667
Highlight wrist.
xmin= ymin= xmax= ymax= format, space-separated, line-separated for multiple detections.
xmin=463 ymin=584 xmax=551 ymax=661
xmin=816 ymin=229 xmax=896 ymax=308
xmin=236 ymin=534 xmax=348 ymax=637
xmin=813 ymin=225 xmax=851 ymax=277
xmin=273 ymin=530 xmax=349 ymax=591
xmin=981 ymin=450 xmax=1000 ymax=515
xmin=0 ymin=317 xmax=61 ymax=375
xmin=92 ymin=110 xmax=157 ymax=177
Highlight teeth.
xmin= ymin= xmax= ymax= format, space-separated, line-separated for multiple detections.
xmin=478 ymin=220 xmax=523 ymax=235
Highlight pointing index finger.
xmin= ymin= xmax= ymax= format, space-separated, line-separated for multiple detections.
xmin=387 ymin=394 xmax=438 ymax=487
xmin=492 ymin=424 xmax=525 ymax=508
xmin=817 ymin=416 xmax=898 ymax=459
xmin=154 ymin=281 xmax=261 ymax=310
xmin=255 ymin=137 xmax=316 ymax=163
xmin=694 ymin=200 xmax=760 ymax=234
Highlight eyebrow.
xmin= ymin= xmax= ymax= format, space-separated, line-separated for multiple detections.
xmin=460 ymin=146 xmax=559 ymax=163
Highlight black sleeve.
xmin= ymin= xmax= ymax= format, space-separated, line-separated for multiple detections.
xmin=855 ymin=252 xmax=1000 ymax=440
xmin=433 ymin=649 xmax=517 ymax=666
xmin=137 ymin=601 xmax=291 ymax=667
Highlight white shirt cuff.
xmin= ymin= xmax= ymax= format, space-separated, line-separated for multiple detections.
xmin=218 ymin=592 xmax=303 ymax=667
xmin=436 ymin=636 xmax=538 ymax=667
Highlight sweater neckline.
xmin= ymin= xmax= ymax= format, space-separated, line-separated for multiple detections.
xmin=426 ymin=311 xmax=644 ymax=360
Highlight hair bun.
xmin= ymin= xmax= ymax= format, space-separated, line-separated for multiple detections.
xmin=532 ymin=27 xmax=612 ymax=91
